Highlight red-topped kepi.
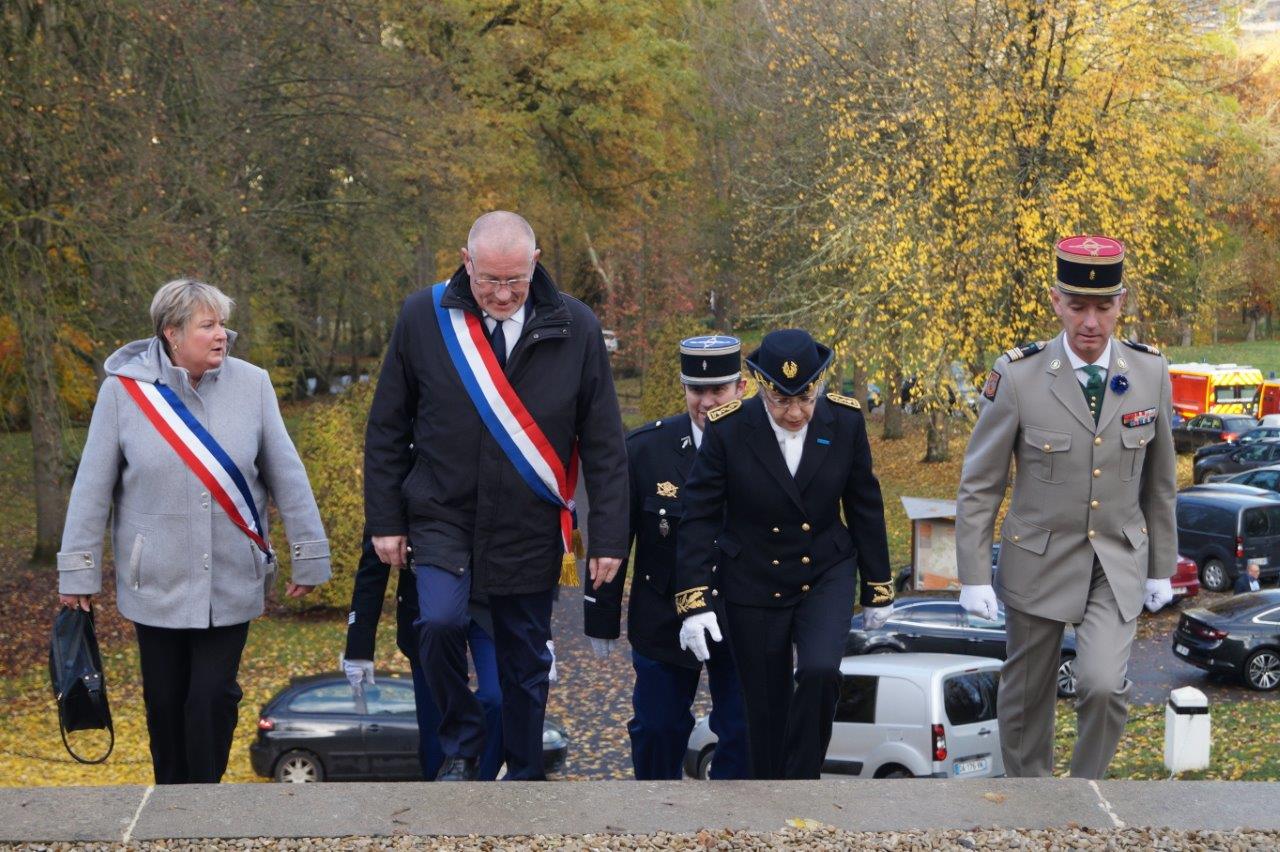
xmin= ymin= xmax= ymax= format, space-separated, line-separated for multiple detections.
xmin=1054 ymin=235 xmax=1125 ymax=296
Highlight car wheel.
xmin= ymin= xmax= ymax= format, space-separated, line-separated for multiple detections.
xmin=1243 ymin=649 xmax=1280 ymax=691
xmin=1057 ymin=655 xmax=1077 ymax=698
xmin=274 ymin=749 xmax=324 ymax=783
xmin=875 ymin=764 xmax=913 ymax=779
xmin=696 ymin=745 xmax=715 ymax=780
xmin=1200 ymin=558 xmax=1231 ymax=593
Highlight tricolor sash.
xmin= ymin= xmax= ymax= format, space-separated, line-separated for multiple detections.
xmin=118 ymin=376 xmax=273 ymax=561
xmin=432 ymin=282 xmax=580 ymax=558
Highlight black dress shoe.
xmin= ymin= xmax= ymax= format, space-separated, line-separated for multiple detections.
xmin=436 ymin=756 xmax=479 ymax=781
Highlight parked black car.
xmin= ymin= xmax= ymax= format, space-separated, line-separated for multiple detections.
xmin=249 ymin=673 xmax=569 ymax=782
xmin=1172 ymin=590 xmax=1280 ymax=690
xmin=1174 ymin=414 xmax=1258 ymax=454
xmin=1210 ymin=465 xmax=1280 ymax=493
xmin=846 ymin=598 xmax=1078 ymax=697
xmin=1194 ymin=439 xmax=1280 ymax=483
xmin=1193 ymin=426 xmax=1280 ymax=461
xmin=1175 ymin=487 xmax=1280 ymax=592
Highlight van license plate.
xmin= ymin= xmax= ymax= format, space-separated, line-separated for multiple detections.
xmin=953 ymin=757 xmax=990 ymax=777
xmin=1175 ymin=643 xmax=1189 ymax=656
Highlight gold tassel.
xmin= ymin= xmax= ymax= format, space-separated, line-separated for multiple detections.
xmin=559 ymin=550 xmax=580 ymax=587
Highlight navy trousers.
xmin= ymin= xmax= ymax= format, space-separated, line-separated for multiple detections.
xmin=415 ymin=564 xmax=554 ymax=780
xmin=629 ymin=646 xmax=749 ymax=780
xmin=408 ymin=619 xmax=504 ymax=781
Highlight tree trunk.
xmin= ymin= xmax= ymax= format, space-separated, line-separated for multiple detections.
xmin=849 ymin=361 xmax=869 ymax=411
xmin=1180 ymin=321 xmax=1192 ymax=347
xmin=923 ymin=405 xmax=951 ymax=462
xmin=14 ymin=262 xmax=71 ymax=565
xmin=882 ymin=368 xmax=905 ymax=440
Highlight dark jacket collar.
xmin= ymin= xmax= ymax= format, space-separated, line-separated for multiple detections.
xmin=440 ymin=261 xmax=569 ymax=325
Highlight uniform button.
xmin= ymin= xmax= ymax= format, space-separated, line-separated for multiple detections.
xmin=801 ymin=556 xmax=811 ymax=565
xmin=201 ymin=491 xmax=209 ymax=498
xmin=772 ymin=527 xmax=780 ymax=534
xmin=1139 ymin=438 xmax=1146 ymax=447
xmin=1012 ymin=535 xmax=1020 ymax=542
xmin=1141 ymin=527 xmax=1148 ymax=534
xmin=659 ymin=508 xmax=666 ymax=516
xmin=801 ymin=584 xmax=810 ymax=592
xmin=1090 ymin=500 xmax=1100 ymax=509
xmin=801 ymin=523 xmax=811 ymax=532
xmin=773 ymin=592 xmax=782 ymax=598
xmin=772 ymin=559 xmax=780 ymax=566
xmin=712 ymin=565 xmax=718 ymax=573
xmin=1094 ymin=436 xmax=1102 ymax=446
xmin=1093 ymin=469 xmax=1101 ymax=478
xmin=1043 ymin=443 xmax=1052 ymax=452
xmin=645 ymin=574 xmax=650 ymax=581
xmin=532 ymin=333 xmax=540 ymax=339
xmin=1088 ymin=530 xmax=1096 ymax=539
xmin=711 ymin=589 xmax=719 ymax=597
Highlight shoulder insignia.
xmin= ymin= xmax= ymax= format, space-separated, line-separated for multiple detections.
xmin=826 ymin=392 xmax=861 ymax=410
xmin=626 ymin=419 xmax=665 ymax=440
xmin=1122 ymin=338 xmax=1161 ymax=356
xmin=1003 ymin=340 xmax=1047 ymax=362
xmin=707 ymin=399 xmax=742 ymax=422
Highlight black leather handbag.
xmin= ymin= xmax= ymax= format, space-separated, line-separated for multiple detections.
xmin=49 ymin=606 xmax=114 ymax=764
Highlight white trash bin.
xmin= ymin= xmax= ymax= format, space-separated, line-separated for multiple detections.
xmin=1164 ymin=686 xmax=1210 ymax=773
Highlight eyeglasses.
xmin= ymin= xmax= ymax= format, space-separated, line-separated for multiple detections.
xmin=760 ymin=389 xmax=819 ymax=411
xmin=472 ymin=275 xmax=531 ymax=292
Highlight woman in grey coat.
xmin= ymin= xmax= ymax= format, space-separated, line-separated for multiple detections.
xmin=57 ymin=278 xmax=330 ymax=784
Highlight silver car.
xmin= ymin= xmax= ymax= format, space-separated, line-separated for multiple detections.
xmin=685 ymin=653 xmax=1005 ymax=779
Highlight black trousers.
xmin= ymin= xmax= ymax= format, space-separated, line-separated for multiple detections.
xmin=134 ymin=620 xmax=250 ymax=784
xmin=722 ymin=563 xmax=854 ymax=779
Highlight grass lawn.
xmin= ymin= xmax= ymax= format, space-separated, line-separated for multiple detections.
xmin=1164 ymin=339 xmax=1280 ymax=377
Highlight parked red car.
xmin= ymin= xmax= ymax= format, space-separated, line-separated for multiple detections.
xmin=1171 ymin=554 xmax=1201 ymax=603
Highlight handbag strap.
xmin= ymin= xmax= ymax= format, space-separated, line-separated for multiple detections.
xmin=58 ymin=705 xmax=114 ymax=765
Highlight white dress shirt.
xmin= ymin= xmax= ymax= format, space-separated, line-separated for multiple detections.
xmin=483 ymin=303 xmax=528 ymax=357
xmin=764 ymin=406 xmax=808 ymax=476
xmin=691 ymin=421 xmax=704 ymax=450
xmin=1062 ymin=332 xmax=1112 ymax=388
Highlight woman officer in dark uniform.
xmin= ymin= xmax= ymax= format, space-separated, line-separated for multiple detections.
xmin=673 ymin=329 xmax=896 ymax=779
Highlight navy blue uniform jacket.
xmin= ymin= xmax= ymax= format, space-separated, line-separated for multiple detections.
xmin=674 ymin=394 xmax=894 ymax=615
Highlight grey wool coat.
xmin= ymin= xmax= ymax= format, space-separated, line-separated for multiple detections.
xmin=57 ymin=334 xmax=331 ymax=629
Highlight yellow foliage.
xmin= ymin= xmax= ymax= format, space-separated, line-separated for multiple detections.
xmin=639 ymin=316 xmax=712 ymax=422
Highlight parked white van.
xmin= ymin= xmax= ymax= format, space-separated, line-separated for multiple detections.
xmin=684 ymin=653 xmax=1005 ymax=779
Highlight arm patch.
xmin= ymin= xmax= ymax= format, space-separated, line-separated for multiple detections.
xmin=982 ymin=370 xmax=1001 ymax=400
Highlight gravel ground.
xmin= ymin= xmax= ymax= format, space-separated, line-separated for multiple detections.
xmin=6 ymin=828 xmax=1280 ymax=850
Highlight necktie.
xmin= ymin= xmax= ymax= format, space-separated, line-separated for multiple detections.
xmin=489 ymin=318 xmax=507 ymax=369
xmin=1082 ymin=365 xmax=1105 ymax=424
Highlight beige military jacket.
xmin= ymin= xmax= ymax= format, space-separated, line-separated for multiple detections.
xmin=955 ymin=334 xmax=1177 ymax=623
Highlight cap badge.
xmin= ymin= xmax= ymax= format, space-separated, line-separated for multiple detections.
xmin=1089 ymin=269 xmax=1096 ymax=280
xmin=1081 ymin=236 xmax=1104 ymax=255
xmin=702 ymin=359 xmax=708 ymax=370
xmin=657 ymin=481 xmax=679 ymax=498
xmin=782 ymin=360 xmax=799 ymax=379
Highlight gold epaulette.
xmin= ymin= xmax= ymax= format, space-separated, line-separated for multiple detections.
xmin=868 ymin=581 xmax=895 ymax=606
xmin=1004 ymin=341 xmax=1047 ymax=362
xmin=826 ymin=391 xmax=861 ymax=410
xmin=707 ymin=399 xmax=742 ymax=422
xmin=675 ymin=586 xmax=709 ymax=615
xmin=1122 ymin=338 xmax=1161 ymax=356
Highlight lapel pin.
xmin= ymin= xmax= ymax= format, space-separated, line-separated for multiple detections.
xmin=1050 ymin=358 xmax=1061 ymax=370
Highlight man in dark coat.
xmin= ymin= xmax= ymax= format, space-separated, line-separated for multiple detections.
xmin=584 ymin=335 xmax=749 ymax=780
xmin=674 ymin=329 xmax=895 ymax=780
xmin=364 ymin=211 xmax=628 ymax=781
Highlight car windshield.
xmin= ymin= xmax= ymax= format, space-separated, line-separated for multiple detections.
xmin=943 ymin=670 xmax=1000 ymax=725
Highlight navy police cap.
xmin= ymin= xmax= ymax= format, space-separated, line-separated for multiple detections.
xmin=745 ymin=329 xmax=834 ymax=396
xmin=680 ymin=334 xmax=742 ymax=386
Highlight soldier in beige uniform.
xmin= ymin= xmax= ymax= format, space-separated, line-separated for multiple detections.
xmin=955 ymin=235 xmax=1177 ymax=779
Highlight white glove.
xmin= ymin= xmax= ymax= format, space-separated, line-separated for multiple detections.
xmin=863 ymin=605 xmax=893 ymax=630
xmin=959 ymin=584 xmax=999 ymax=621
xmin=1144 ymin=577 xmax=1174 ymax=613
xmin=589 ymin=637 xmax=616 ymax=659
xmin=678 ymin=612 xmax=722 ymax=662
xmin=547 ymin=640 xmax=558 ymax=683
xmin=343 ymin=659 xmax=375 ymax=696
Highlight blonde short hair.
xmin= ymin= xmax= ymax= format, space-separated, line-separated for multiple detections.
xmin=150 ymin=278 xmax=234 ymax=342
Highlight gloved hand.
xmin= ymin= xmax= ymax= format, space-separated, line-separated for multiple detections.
xmin=959 ymin=584 xmax=999 ymax=621
xmin=863 ymin=605 xmax=893 ymax=630
xmin=343 ymin=658 xmax=375 ymax=696
xmin=679 ymin=612 xmax=722 ymax=662
xmin=547 ymin=640 xmax=559 ymax=683
xmin=589 ymin=637 xmax=616 ymax=659
xmin=1144 ymin=577 xmax=1174 ymax=612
